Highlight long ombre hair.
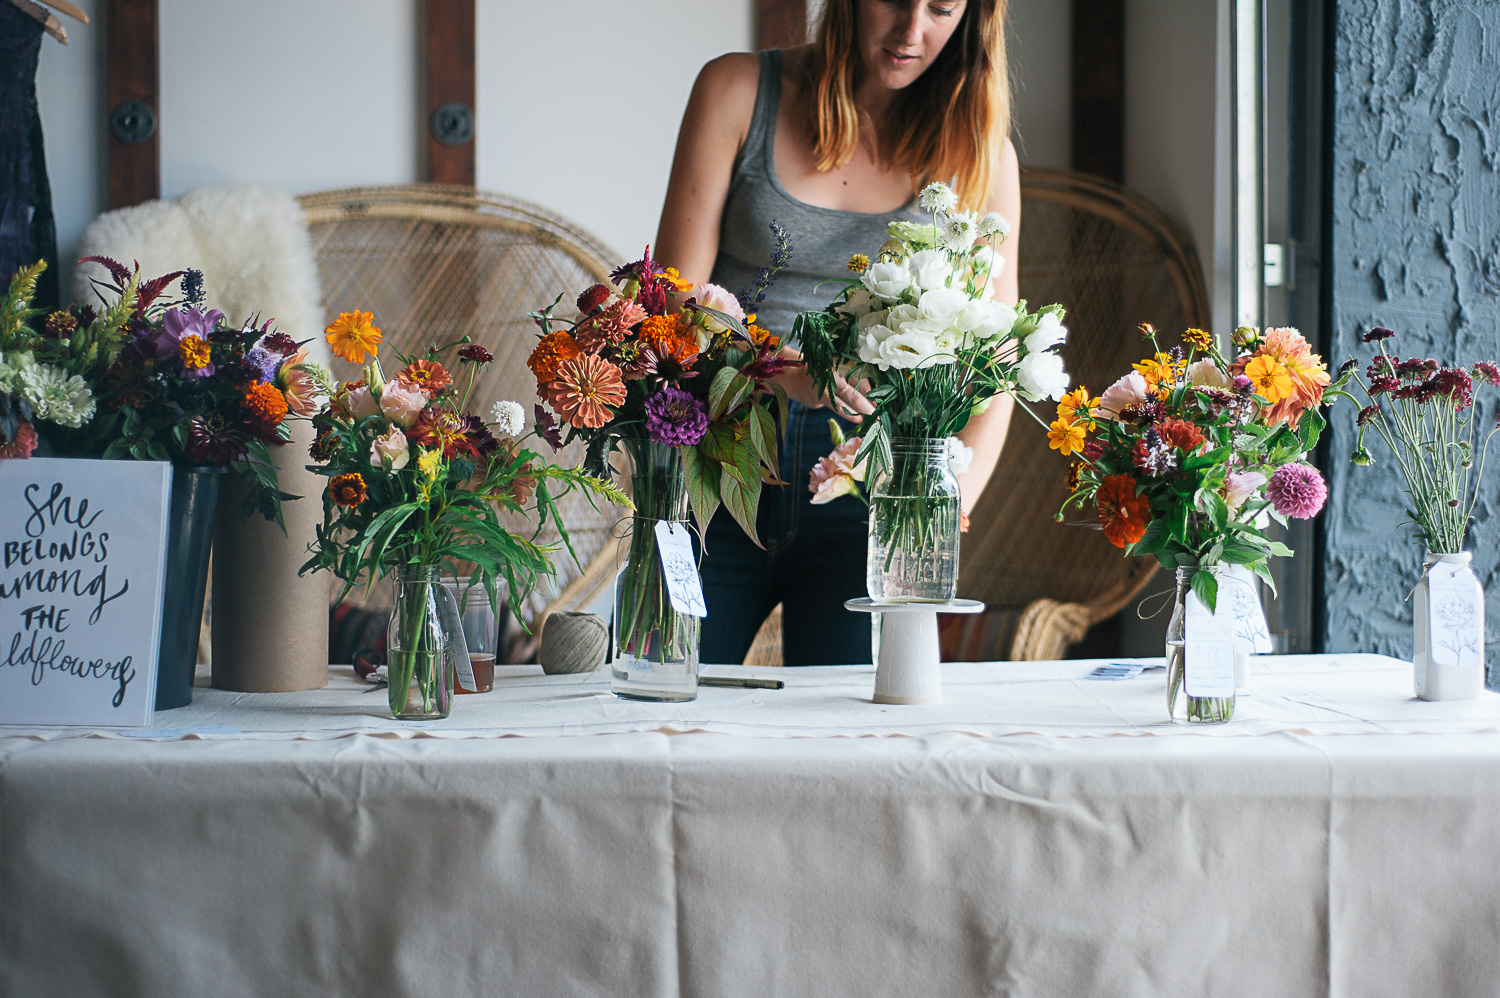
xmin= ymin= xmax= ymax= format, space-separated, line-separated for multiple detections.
xmin=802 ymin=0 xmax=1011 ymax=209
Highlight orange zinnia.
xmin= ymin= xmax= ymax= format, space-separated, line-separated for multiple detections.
xmin=544 ymin=354 xmax=627 ymax=429
xmin=527 ymin=330 xmax=582 ymax=384
xmin=394 ymin=359 xmax=453 ymax=394
xmin=325 ymin=310 xmax=382 ymax=364
xmin=1096 ymin=474 xmax=1151 ymax=548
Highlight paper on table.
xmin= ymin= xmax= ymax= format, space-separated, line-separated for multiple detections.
xmin=654 ymin=521 xmax=708 ymax=617
xmin=1184 ymin=590 xmax=1235 ymax=697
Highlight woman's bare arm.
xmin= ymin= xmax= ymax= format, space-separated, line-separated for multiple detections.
xmin=956 ymin=136 xmax=1022 ymax=514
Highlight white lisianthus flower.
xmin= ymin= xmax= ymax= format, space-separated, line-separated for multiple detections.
xmin=369 ymin=425 xmax=411 ymax=471
xmin=837 ymin=288 xmax=878 ymax=319
xmin=946 ymin=437 xmax=974 ymax=475
xmin=688 ymin=282 xmax=746 ymax=333
xmin=941 ymin=212 xmax=978 ymax=252
xmin=977 ymin=211 xmax=1012 ymax=239
xmin=916 ymin=286 xmax=969 ymax=326
xmin=862 ymin=261 xmax=911 ymax=300
xmin=857 ymin=323 xmax=898 ymax=367
xmin=971 ymin=246 xmax=1005 ymax=279
xmin=908 ymin=249 xmax=952 ymax=291
xmin=18 ymin=364 xmax=95 ymax=428
xmin=878 ymin=328 xmax=949 ymax=369
xmin=1188 ymin=358 xmax=1231 ymax=388
xmin=956 ymin=298 xmax=1017 ymax=339
xmin=1223 ymin=470 xmax=1267 ymax=511
xmin=1023 ymin=312 xmax=1069 ymax=354
xmin=1016 ymin=351 xmax=1070 ymax=402
xmin=918 ymin=181 xmax=959 ymax=214
xmin=489 ymin=399 xmax=526 ymax=438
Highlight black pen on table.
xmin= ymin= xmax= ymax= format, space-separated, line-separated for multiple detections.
xmin=698 ymin=675 xmax=784 ymax=690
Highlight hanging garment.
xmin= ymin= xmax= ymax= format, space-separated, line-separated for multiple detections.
xmin=0 ymin=4 xmax=60 ymax=309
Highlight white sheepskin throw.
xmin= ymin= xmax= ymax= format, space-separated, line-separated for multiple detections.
xmin=72 ymin=184 xmax=332 ymax=365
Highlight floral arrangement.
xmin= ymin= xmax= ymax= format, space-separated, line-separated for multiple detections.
xmin=795 ymin=180 xmax=1069 ymax=476
xmin=1339 ymin=325 xmax=1500 ymax=553
xmin=808 ymin=419 xmax=974 ymax=521
xmin=527 ymin=241 xmax=791 ymax=538
xmin=1053 ymin=323 xmax=1342 ymax=611
xmin=301 ymin=311 xmax=625 ymax=713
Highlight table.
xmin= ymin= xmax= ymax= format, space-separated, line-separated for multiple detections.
xmin=3 ymin=654 xmax=1499 ymax=997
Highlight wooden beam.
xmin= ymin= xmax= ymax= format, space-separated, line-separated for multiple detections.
xmin=107 ymin=0 xmax=160 ymax=208
xmin=1071 ymin=0 xmax=1124 ymax=182
xmin=426 ymin=0 xmax=475 ymax=186
xmin=758 ymin=0 xmax=806 ymax=50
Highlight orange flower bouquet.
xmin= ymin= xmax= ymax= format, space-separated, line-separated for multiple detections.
xmin=301 ymin=312 xmax=624 ymax=719
xmin=1052 ymin=324 xmax=1347 ymax=721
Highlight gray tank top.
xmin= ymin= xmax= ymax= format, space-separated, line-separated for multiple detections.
xmin=709 ymin=49 xmax=924 ymax=347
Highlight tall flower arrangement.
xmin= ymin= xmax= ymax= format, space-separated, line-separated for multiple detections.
xmin=1339 ymin=325 xmax=1500 ymax=553
xmin=1053 ymin=324 xmax=1341 ymax=609
xmin=0 ymin=261 xmax=104 ymax=457
xmin=301 ymin=313 xmax=625 ymax=715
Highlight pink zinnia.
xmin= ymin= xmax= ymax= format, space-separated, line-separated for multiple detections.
xmin=1267 ymin=463 xmax=1327 ymax=519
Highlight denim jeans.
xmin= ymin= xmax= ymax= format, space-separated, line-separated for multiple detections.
xmin=697 ymin=402 xmax=870 ymax=665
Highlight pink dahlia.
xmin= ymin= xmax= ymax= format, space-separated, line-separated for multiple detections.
xmin=1267 ymin=463 xmax=1327 ymax=519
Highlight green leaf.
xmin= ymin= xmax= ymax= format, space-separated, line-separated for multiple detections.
xmin=718 ymin=463 xmax=762 ymax=548
xmin=1266 ymin=540 xmax=1294 ymax=558
xmin=1191 ymin=569 xmax=1219 ymax=614
xmin=1132 ymin=517 xmax=1170 ymax=557
xmin=707 ymin=367 xmax=740 ymax=421
xmin=683 ymin=445 xmax=722 ymax=538
xmin=747 ymin=403 xmax=777 ymax=472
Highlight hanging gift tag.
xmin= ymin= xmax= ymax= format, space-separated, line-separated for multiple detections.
xmin=434 ymin=584 xmax=477 ymax=691
xmin=653 ymin=521 xmax=708 ymax=617
xmin=1427 ymin=562 xmax=1484 ymax=670
xmin=1222 ymin=565 xmax=1274 ymax=653
xmin=1184 ymin=589 xmax=1236 ymax=698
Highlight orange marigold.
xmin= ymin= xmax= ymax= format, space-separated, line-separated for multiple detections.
xmin=1096 ymin=474 xmax=1151 ymax=549
xmin=243 ymin=380 xmax=289 ymax=426
xmin=178 ymin=334 xmax=212 ymax=371
xmin=638 ymin=313 xmax=686 ymax=350
xmin=527 ymin=331 xmax=582 ymax=384
xmin=329 ymin=472 xmax=367 ymax=507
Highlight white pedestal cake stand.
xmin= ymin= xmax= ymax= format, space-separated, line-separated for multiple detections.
xmin=844 ymin=597 xmax=985 ymax=704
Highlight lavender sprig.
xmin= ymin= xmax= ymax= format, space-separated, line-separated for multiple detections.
xmin=737 ymin=219 xmax=793 ymax=313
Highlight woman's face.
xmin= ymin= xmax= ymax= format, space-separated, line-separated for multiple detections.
xmin=855 ymin=0 xmax=969 ymax=92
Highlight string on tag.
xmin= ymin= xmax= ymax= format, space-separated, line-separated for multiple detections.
xmin=1136 ymin=585 xmax=1176 ymax=621
xmin=610 ymin=513 xmax=707 ymax=569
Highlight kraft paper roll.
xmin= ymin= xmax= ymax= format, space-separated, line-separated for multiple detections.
xmin=211 ymin=420 xmax=331 ymax=692
xmin=539 ymin=612 xmax=610 ymax=675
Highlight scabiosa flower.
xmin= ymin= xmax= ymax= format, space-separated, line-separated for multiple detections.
xmin=329 ymin=472 xmax=368 ymax=507
xmin=1471 ymin=361 xmax=1500 ymax=386
xmin=489 ymin=399 xmax=525 ymax=437
xmin=576 ymin=283 xmax=612 ymax=315
xmin=0 ymin=420 xmax=38 ymax=459
xmin=1430 ymin=368 xmax=1474 ymax=409
xmin=1267 ymin=463 xmax=1327 ymax=519
xmin=1356 ymin=403 xmax=1382 ymax=427
xmin=1367 ymin=355 xmax=1396 ymax=379
xmin=940 ymin=213 xmax=977 ymax=251
xmin=1369 ymin=375 xmax=1399 ymax=395
xmin=394 ymin=359 xmax=453 ymax=394
xmin=977 ymin=211 xmax=1011 ymax=238
xmin=1395 ymin=357 xmax=1437 ymax=379
xmin=1361 ymin=326 xmax=1395 ymax=343
xmin=186 ymin=411 xmax=249 ymax=465
xmin=544 ymin=354 xmax=627 ymax=429
xmin=243 ymin=346 xmax=281 ymax=383
xmin=644 ymin=385 xmax=710 ymax=447
xmin=918 ymin=181 xmax=958 ymax=214
xmin=458 ymin=344 xmax=494 ymax=364
xmin=534 ymin=403 xmax=564 ymax=450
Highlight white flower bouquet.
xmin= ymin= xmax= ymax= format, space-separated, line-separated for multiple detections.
xmin=796 ymin=180 xmax=1069 ymax=479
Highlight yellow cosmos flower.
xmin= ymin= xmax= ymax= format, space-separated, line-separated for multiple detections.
xmin=1047 ymin=418 xmax=1088 ymax=456
xmin=1245 ymin=354 xmax=1293 ymax=403
xmin=178 ymin=334 xmax=212 ymax=370
xmin=1056 ymin=386 xmax=1099 ymax=430
xmin=1132 ymin=352 xmax=1180 ymax=394
xmin=325 ymin=310 xmax=383 ymax=365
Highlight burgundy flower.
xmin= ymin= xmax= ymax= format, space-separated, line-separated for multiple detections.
xmin=1367 ymin=356 xmax=1395 ymax=379
xmin=1472 ymin=361 xmax=1500 ymax=386
xmin=1429 ymin=368 xmax=1474 ymax=409
xmin=185 ymin=411 xmax=250 ymax=466
xmin=1395 ymin=357 xmax=1437 ymax=379
xmin=458 ymin=344 xmax=494 ymax=364
xmin=1361 ymin=326 xmax=1395 ymax=343
xmin=1368 ymin=375 xmax=1400 ymax=395
xmin=533 ymin=403 xmax=564 ymax=451
xmin=1356 ymin=403 xmax=1381 ymax=427
xmin=576 ymin=284 xmax=611 ymax=315
xmin=1082 ymin=440 xmax=1105 ymax=461
xmin=259 ymin=331 xmax=300 ymax=356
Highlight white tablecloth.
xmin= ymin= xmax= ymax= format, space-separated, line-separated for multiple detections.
xmin=3 ymin=655 xmax=1499 ymax=997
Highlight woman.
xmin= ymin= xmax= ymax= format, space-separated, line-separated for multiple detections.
xmin=655 ymin=0 xmax=1020 ymax=665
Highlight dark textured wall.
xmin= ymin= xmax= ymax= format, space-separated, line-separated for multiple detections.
xmin=1325 ymin=0 xmax=1500 ymax=681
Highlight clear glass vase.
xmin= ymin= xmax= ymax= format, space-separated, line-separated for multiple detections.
xmin=387 ymin=563 xmax=453 ymax=719
xmin=867 ymin=436 xmax=961 ymax=603
xmin=1165 ymin=566 xmax=1236 ymax=723
xmin=611 ymin=438 xmax=700 ymax=702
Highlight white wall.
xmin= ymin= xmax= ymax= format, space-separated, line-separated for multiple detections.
xmin=1007 ymin=0 xmax=1072 ymax=168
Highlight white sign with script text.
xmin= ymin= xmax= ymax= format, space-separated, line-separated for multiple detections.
xmin=0 ymin=458 xmax=172 ymax=726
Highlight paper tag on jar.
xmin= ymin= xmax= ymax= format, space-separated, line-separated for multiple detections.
xmin=1184 ymin=589 xmax=1235 ymax=698
xmin=654 ymin=521 xmax=708 ymax=617
xmin=1222 ymin=565 xmax=1274 ymax=653
xmin=1427 ymin=562 xmax=1484 ymax=669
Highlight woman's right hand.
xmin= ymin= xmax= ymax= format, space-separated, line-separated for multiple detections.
xmin=775 ymin=350 xmax=874 ymax=418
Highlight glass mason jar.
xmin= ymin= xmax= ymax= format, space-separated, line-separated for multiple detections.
xmin=387 ymin=563 xmax=453 ymax=720
xmin=1165 ymin=566 xmax=1236 ymax=723
xmin=611 ymin=437 xmax=700 ymax=702
xmin=867 ymin=436 xmax=962 ymax=603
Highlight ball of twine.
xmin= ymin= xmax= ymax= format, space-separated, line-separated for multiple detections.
xmin=539 ymin=612 xmax=610 ymax=675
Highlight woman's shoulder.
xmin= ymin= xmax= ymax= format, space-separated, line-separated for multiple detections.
xmin=692 ymin=52 xmax=763 ymax=105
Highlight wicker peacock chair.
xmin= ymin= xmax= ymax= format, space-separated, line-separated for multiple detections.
xmin=299 ymin=185 xmax=626 ymax=658
xmin=948 ymin=167 xmax=1211 ymax=661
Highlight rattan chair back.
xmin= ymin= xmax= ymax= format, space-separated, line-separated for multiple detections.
xmin=959 ymin=168 xmax=1210 ymax=657
xmin=298 ymin=185 xmax=625 ymax=636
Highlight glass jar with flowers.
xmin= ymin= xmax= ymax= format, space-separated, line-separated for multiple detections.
xmin=797 ymin=180 xmax=1070 ymax=603
xmin=1339 ymin=326 xmax=1500 ymax=700
xmin=529 ymin=238 xmax=793 ymax=701
xmin=302 ymin=311 xmax=623 ymax=719
xmin=1053 ymin=323 xmax=1342 ymax=722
